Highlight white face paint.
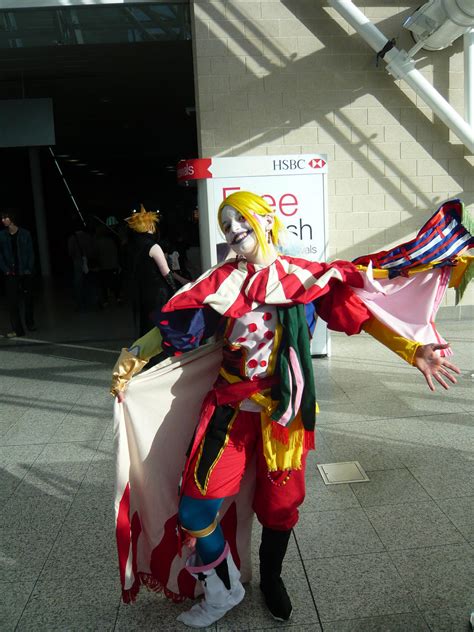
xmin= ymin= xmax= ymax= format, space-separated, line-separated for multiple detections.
xmin=220 ymin=206 xmax=258 ymax=258
xmin=220 ymin=205 xmax=276 ymax=264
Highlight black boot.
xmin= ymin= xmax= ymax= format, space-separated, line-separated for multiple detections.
xmin=259 ymin=527 xmax=293 ymax=621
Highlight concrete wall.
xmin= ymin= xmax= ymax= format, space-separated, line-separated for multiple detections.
xmin=191 ymin=0 xmax=473 ymax=315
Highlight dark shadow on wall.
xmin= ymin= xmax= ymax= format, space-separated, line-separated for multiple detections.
xmin=193 ymin=1 xmax=473 ymax=259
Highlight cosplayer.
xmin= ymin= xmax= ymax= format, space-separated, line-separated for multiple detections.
xmin=111 ymin=192 xmax=472 ymax=628
xmin=125 ymin=205 xmax=178 ymax=337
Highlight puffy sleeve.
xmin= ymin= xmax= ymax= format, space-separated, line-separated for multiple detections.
xmin=154 ymin=307 xmax=223 ymax=356
xmin=314 ymin=283 xmax=372 ymax=335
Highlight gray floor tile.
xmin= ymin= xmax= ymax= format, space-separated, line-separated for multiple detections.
xmin=63 ymin=492 xmax=114 ymax=528
xmin=0 ymin=531 xmax=56 ymax=583
xmin=50 ymin=419 xmax=108 ymax=443
xmin=322 ymin=612 xmax=430 ymax=631
xmin=389 ymin=544 xmax=474 ymax=610
xmin=314 ymin=400 xmax=368 ymax=425
xmin=423 ymin=607 xmax=473 ymax=631
xmin=15 ymin=462 xmax=91 ymax=500
xmin=76 ymin=455 xmax=115 ymax=495
xmin=350 ymin=469 xmax=432 ymax=507
xmin=0 ymin=418 xmax=64 ymax=446
xmin=0 ymin=444 xmax=44 ymax=501
xmin=35 ymin=440 xmax=100 ymax=464
xmin=16 ymin=578 xmax=120 ymax=632
xmin=0 ymin=493 xmax=72 ymax=535
xmin=408 ymin=462 xmax=474 ymax=499
xmin=365 ymin=501 xmax=466 ymax=550
xmin=305 ymin=552 xmax=418 ymax=622
xmin=318 ymin=426 xmax=404 ymax=471
xmin=294 ymin=507 xmax=384 ymax=559
xmin=115 ymin=589 xmax=216 ymax=632
xmin=302 ymin=469 xmax=360 ymax=513
xmin=436 ymin=496 xmax=474 ymax=541
xmin=217 ymin=559 xmax=319 ymax=631
xmin=0 ymin=581 xmax=36 ymax=632
xmin=40 ymin=526 xmax=119 ymax=582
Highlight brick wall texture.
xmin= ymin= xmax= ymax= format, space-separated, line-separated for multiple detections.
xmin=191 ymin=0 xmax=473 ymax=310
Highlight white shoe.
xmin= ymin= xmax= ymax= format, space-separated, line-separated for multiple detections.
xmin=177 ymin=542 xmax=245 ymax=628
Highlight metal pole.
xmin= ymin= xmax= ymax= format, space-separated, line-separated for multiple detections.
xmin=28 ymin=147 xmax=52 ymax=277
xmin=328 ymin=0 xmax=474 ymax=154
xmin=465 ymin=28 xmax=474 ymax=128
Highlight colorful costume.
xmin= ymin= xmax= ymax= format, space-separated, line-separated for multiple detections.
xmin=112 ymin=197 xmax=472 ymax=625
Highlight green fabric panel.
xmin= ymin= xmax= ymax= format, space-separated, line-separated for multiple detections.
xmin=271 ymin=305 xmax=316 ymax=431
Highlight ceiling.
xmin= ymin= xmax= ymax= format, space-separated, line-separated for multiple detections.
xmin=0 ymin=3 xmax=197 ymax=219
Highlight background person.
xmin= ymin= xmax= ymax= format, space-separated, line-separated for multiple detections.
xmin=0 ymin=209 xmax=36 ymax=338
xmin=125 ymin=204 xmax=178 ymax=337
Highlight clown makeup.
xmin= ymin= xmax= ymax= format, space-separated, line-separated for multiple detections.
xmin=220 ymin=205 xmax=275 ymax=264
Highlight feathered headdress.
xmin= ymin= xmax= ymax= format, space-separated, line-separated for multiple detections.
xmin=125 ymin=204 xmax=160 ymax=233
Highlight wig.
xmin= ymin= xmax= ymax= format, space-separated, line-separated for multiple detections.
xmin=217 ymin=191 xmax=285 ymax=258
xmin=125 ymin=204 xmax=159 ymax=234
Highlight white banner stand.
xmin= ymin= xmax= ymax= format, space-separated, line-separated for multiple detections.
xmin=177 ymin=155 xmax=330 ymax=356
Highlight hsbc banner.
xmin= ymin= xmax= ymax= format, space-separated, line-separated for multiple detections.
xmin=177 ymin=154 xmax=329 ymax=354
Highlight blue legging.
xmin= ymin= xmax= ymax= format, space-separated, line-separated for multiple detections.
xmin=178 ymin=495 xmax=225 ymax=564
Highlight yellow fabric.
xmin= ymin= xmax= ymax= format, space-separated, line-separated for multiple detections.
xmin=110 ymin=349 xmax=148 ymax=396
xmin=362 ymin=317 xmax=421 ymax=366
xmin=448 ymin=255 xmax=473 ymax=288
xmin=260 ymin=412 xmax=305 ymax=472
xmin=131 ymin=327 xmax=163 ymax=361
xmin=219 ymin=366 xmax=318 ymax=470
xmin=356 ymin=255 xmax=473 ymax=280
xmin=182 ymin=518 xmax=218 ymax=538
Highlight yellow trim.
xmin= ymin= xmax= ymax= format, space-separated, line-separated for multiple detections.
xmin=268 ymin=320 xmax=282 ymax=375
xmin=362 ymin=317 xmax=421 ymax=366
xmin=448 ymin=255 xmax=473 ymax=288
xmin=194 ymin=406 xmax=240 ymax=496
xmin=260 ymin=412 xmax=305 ymax=472
xmin=218 ymin=367 xmax=276 ymax=417
xmin=356 ymin=256 xmax=472 ymax=280
xmin=182 ymin=518 xmax=218 ymax=538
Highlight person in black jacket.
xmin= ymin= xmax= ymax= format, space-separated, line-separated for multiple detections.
xmin=125 ymin=205 xmax=178 ymax=337
xmin=0 ymin=209 xmax=36 ymax=338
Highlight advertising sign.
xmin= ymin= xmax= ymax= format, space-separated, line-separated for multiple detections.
xmin=177 ymin=154 xmax=330 ymax=354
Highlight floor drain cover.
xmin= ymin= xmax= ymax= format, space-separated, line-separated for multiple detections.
xmin=317 ymin=461 xmax=370 ymax=485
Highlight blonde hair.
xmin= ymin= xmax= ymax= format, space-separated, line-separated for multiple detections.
xmin=125 ymin=204 xmax=159 ymax=234
xmin=217 ymin=191 xmax=285 ymax=258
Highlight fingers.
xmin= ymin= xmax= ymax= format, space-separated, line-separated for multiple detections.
xmin=438 ymin=367 xmax=457 ymax=384
xmin=433 ymin=372 xmax=450 ymax=390
xmin=442 ymin=360 xmax=461 ymax=375
xmin=431 ymin=343 xmax=450 ymax=351
xmin=423 ymin=370 xmax=435 ymax=392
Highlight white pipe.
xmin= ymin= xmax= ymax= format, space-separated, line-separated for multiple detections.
xmin=328 ymin=0 xmax=474 ymax=154
xmin=465 ymin=28 xmax=474 ymax=128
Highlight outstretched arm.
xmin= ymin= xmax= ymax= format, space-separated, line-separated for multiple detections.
xmin=362 ymin=317 xmax=461 ymax=391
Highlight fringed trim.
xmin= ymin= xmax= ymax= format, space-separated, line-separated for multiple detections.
xmin=262 ymin=413 xmax=312 ymax=472
xmin=455 ymin=258 xmax=473 ymax=305
xmin=270 ymin=422 xmax=289 ymax=445
xmin=304 ymin=430 xmax=315 ymax=450
xmin=122 ymin=572 xmax=187 ymax=605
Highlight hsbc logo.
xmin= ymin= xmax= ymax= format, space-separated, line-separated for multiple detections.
xmin=272 ymin=158 xmax=326 ymax=171
xmin=273 ymin=159 xmax=305 ymax=171
xmin=308 ymin=158 xmax=326 ymax=169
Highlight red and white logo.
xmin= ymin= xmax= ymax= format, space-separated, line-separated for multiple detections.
xmin=308 ymin=158 xmax=326 ymax=169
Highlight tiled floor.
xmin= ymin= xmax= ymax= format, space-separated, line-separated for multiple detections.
xmin=1 ymin=292 xmax=473 ymax=631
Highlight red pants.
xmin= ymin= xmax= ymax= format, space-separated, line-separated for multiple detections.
xmin=182 ymin=409 xmax=308 ymax=531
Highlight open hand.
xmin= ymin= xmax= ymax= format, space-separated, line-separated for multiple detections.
xmin=414 ymin=343 xmax=461 ymax=391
